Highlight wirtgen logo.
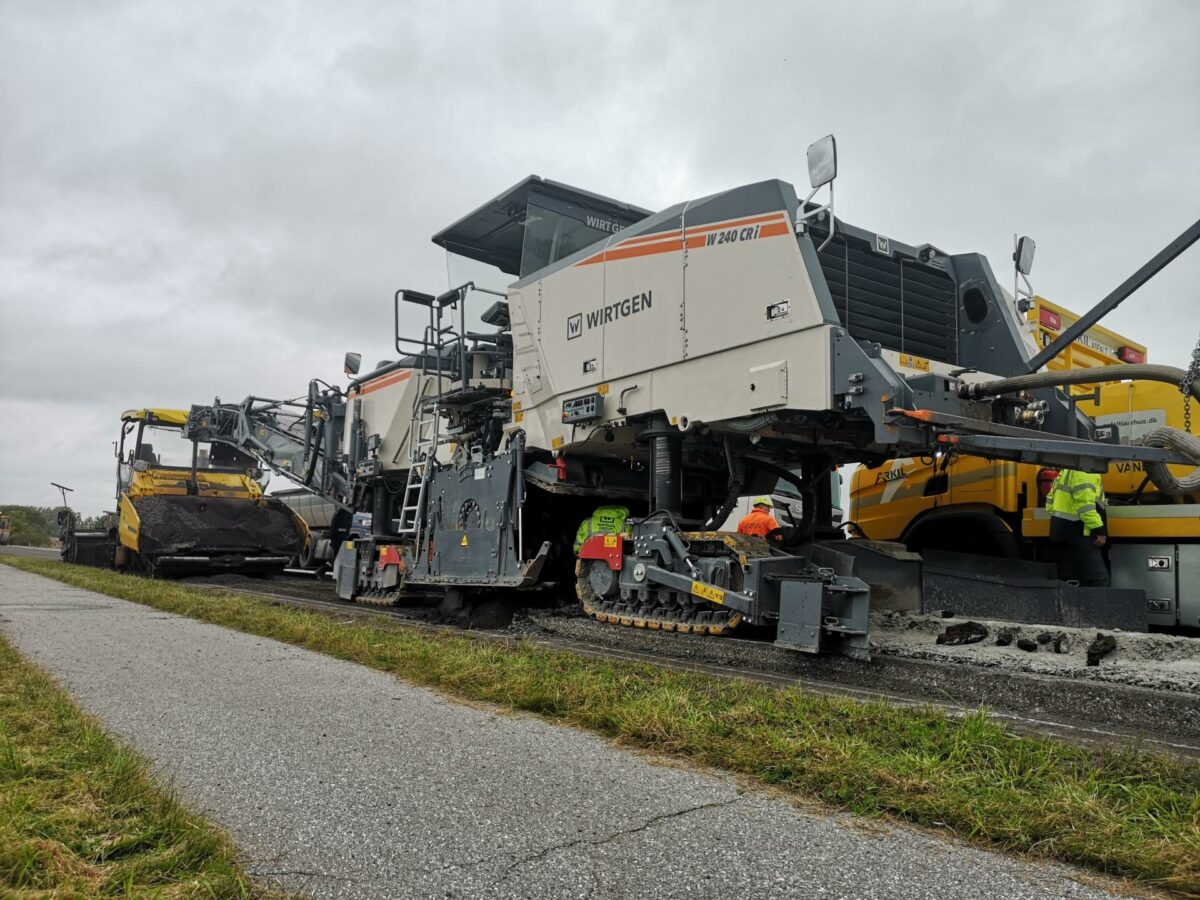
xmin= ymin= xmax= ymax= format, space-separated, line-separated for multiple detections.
xmin=566 ymin=290 xmax=652 ymax=340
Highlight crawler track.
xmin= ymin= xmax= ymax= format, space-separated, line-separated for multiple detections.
xmin=575 ymin=532 xmax=774 ymax=635
xmin=576 ymin=560 xmax=742 ymax=635
xmin=180 ymin=572 xmax=1200 ymax=762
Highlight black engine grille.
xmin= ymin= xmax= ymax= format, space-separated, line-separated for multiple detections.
xmin=812 ymin=229 xmax=958 ymax=365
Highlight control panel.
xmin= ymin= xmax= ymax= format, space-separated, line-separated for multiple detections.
xmin=562 ymin=392 xmax=604 ymax=424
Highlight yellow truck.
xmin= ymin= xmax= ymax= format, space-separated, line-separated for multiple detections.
xmin=848 ymin=298 xmax=1199 ymax=629
xmin=62 ymin=408 xmax=307 ymax=575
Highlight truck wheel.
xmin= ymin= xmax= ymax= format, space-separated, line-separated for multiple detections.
xmin=296 ymin=540 xmax=316 ymax=570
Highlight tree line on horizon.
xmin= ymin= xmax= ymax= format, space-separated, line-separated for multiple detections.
xmin=1 ymin=506 xmax=111 ymax=548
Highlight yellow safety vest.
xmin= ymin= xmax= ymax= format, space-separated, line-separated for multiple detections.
xmin=574 ymin=505 xmax=630 ymax=555
xmin=1046 ymin=469 xmax=1107 ymax=536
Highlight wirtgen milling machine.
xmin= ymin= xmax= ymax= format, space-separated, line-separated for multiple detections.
xmin=189 ymin=137 xmax=1200 ymax=658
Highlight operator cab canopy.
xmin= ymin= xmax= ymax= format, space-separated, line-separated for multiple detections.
xmin=432 ymin=175 xmax=651 ymax=280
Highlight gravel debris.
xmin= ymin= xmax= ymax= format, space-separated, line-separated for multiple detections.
xmin=513 ymin=601 xmax=1200 ymax=695
xmin=870 ymin=610 xmax=1200 ymax=694
xmin=506 ymin=604 xmax=1200 ymax=742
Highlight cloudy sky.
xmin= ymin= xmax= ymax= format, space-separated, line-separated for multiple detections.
xmin=2 ymin=0 xmax=1198 ymax=515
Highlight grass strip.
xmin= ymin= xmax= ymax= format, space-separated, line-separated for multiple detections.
xmin=0 ymin=629 xmax=277 ymax=898
xmin=4 ymin=555 xmax=1200 ymax=895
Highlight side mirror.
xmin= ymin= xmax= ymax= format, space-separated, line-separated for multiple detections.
xmin=344 ymin=352 xmax=362 ymax=376
xmin=807 ymin=134 xmax=837 ymax=189
xmin=1015 ymin=236 xmax=1036 ymax=276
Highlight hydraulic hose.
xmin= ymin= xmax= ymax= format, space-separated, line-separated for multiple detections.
xmin=959 ymin=364 xmax=1200 ymax=496
xmin=1139 ymin=428 xmax=1200 ymax=495
xmin=302 ymin=417 xmax=324 ymax=487
xmin=959 ymin=364 xmax=1196 ymax=402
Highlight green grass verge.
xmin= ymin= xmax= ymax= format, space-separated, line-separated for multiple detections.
xmin=0 ymin=629 xmax=275 ymax=897
xmin=4 ymin=556 xmax=1200 ymax=896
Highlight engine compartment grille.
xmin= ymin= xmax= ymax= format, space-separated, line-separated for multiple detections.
xmin=812 ymin=229 xmax=959 ymax=365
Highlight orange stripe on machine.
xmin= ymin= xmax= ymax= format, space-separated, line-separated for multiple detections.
xmin=576 ymin=211 xmax=790 ymax=267
xmin=348 ymin=369 xmax=413 ymax=399
xmin=681 ymin=211 xmax=788 ymax=236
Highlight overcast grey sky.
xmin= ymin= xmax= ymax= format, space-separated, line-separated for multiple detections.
xmin=2 ymin=0 xmax=1198 ymax=515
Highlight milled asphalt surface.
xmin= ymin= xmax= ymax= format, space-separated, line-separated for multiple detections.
xmin=0 ymin=565 xmax=1129 ymax=899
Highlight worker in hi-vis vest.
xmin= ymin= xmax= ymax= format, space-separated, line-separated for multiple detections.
xmin=737 ymin=497 xmax=780 ymax=538
xmin=1046 ymin=468 xmax=1110 ymax=587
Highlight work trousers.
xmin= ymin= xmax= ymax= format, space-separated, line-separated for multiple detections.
xmin=1054 ymin=532 xmax=1111 ymax=588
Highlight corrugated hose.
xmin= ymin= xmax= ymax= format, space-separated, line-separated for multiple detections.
xmin=959 ymin=363 xmax=1200 ymax=496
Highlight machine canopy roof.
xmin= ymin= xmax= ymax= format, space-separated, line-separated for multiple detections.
xmin=120 ymin=408 xmax=189 ymax=426
xmin=431 ymin=175 xmax=651 ymax=278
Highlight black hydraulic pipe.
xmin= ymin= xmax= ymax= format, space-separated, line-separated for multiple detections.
xmin=459 ymin=292 xmax=468 ymax=385
xmin=1025 ymin=218 xmax=1200 ymax=373
xmin=642 ymin=415 xmax=684 ymax=516
xmin=303 ymin=383 xmax=315 ymax=468
xmin=323 ymin=400 xmax=344 ymax=496
xmin=665 ymin=528 xmax=695 ymax=574
xmin=371 ymin=485 xmax=389 ymax=537
xmin=302 ymin=418 xmax=324 ymax=487
xmin=652 ymin=434 xmax=682 ymax=515
xmin=189 ymin=441 xmax=199 ymax=497
xmin=961 ymin=363 xmax=1198 ymax=403
xmin=704 ymin=439 xmax=744 ymax=529
xmin=512 ymin=431 xmax=526 ymax=562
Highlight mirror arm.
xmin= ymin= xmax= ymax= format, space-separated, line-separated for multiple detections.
xmin=797 ymin=184 xmax=820 ymax=215
xmin=1012 ymin=234 xmax=1036 ymax=312
xmin=817 ymin=183 xmax=835 ymax=252
xmin=796 ymin=184 xmax=836 ymax=252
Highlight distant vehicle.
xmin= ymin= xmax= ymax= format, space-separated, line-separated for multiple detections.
xmin=272 ymin=487 xmax=338 ymax=570
xmin=62 ymin=408 xmax=306 ymax=576
xmin=0 ymin=512 xmax=11 ymax=546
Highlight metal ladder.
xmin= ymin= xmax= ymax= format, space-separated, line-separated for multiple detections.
xmin=397 ymin=397 xmax=439 ymax=538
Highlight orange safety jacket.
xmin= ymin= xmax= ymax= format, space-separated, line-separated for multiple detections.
xmin=737 ymin=507 xmax=779 ymax=537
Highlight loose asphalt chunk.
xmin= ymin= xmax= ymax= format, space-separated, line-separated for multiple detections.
xmin=935 ymin=620 xmax=988 ymax=646
xmin=0 ymin=566 xmax=1126 ymax=900
xmin=1088 ymin=633 xmax=1118 ymax=667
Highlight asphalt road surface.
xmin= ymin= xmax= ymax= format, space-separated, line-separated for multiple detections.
xmin=0 ymin=544 xmax=59 ymax=559
xmin=0 ymin=566 xmax=1128 ymax=899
